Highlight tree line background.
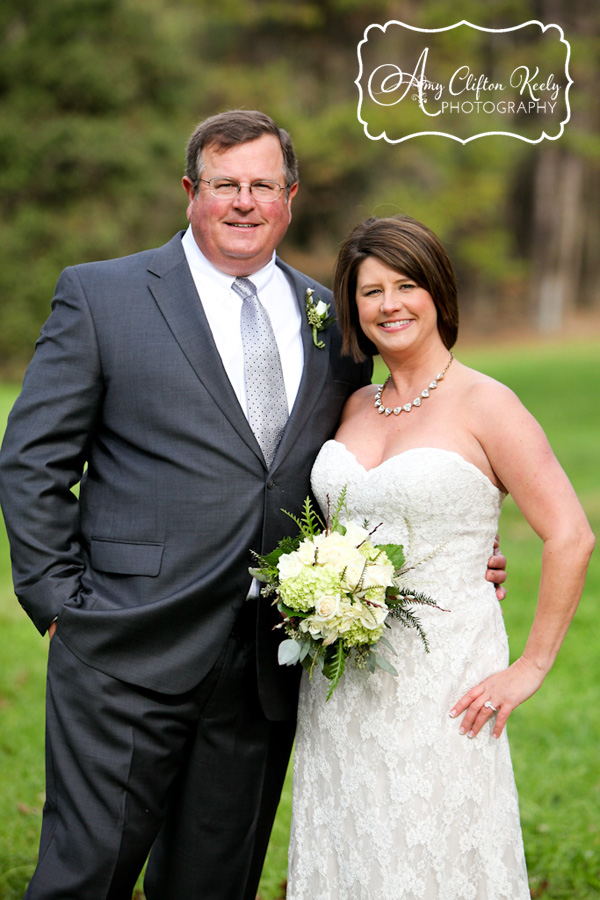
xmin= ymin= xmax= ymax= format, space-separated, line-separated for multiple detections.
xmin=0 ymin=0 xmax=598 ymax=373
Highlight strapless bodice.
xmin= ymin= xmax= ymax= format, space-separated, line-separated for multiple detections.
xmin=311 ymin=440 xmax=505 ymax=620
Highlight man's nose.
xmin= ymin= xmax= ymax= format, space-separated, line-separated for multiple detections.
xmin=232 ymin=185 xmax=256 ymax=209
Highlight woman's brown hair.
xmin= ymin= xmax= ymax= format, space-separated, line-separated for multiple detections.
xmin=334 ymin=215 xmax=459 ymax=362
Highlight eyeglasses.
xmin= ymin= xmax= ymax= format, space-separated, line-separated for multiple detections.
xmin=198 ymin=177 xmax=288 ymax=202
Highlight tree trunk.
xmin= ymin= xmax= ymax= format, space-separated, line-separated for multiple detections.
xmin=527 ymin=0 xmax=600 ymax=332
xmin=529 ymin=148 xmax=586 ymax=332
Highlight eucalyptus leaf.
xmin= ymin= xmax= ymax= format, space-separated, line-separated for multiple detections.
xmin=248 ymin=567 xmax=270 ymax=582
xmin=299 ymin=641 xmax=311 ymax=662
xmin=376 ymin=635 xmax=396 ymax=655
xmin=373 ymin=653 xmax=399 ymax=677
xmin=278 ymin=639 xmax=302 ymax=667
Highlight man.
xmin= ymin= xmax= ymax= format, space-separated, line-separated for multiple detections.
xmin=0 ymin=110 xmax=506 ymax=900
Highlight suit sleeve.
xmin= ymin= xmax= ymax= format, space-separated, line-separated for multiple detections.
xmin=0 ymin=266 xmax=104 ymax=634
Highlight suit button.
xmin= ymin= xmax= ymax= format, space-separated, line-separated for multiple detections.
xmin=267 ymin=480 xmax=275 ymax=490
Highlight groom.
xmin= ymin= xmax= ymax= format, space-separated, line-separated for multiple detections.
xmin=0 ymin=109 xmax=506 ymax=900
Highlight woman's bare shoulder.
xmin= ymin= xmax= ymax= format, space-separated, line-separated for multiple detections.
xmin=455 ymin=363 xmax=546 ymax=458
xmin=455 ymin=364 xmax=521 ymax=409
xmin=341 ymin=382 xmax=378 ymax=415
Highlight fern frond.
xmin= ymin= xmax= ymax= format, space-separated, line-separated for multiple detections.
xmin=392 ymin=588 xmax=448 ymax=610
xmin=283 ymin=496 xmax=324 ymax=538
xmin=282 ymin=508 xmax=306 ymax=534
xmin=323 ymin=642 xmax=347 ymax=699
xmin=303 ymin=495 xmax=325 ymax=534
xmin=330 ymin=485 xmax=348 ymax=531
xmin=387 ymin=605 xmax=430 ymax=652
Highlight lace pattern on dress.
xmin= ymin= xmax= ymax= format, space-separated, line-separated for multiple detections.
xmin=287 ymin=442 xmax=529 ymax=900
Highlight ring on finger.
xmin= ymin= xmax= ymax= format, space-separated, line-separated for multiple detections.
xmin=484 ymin=700 xmax=498 ymax=713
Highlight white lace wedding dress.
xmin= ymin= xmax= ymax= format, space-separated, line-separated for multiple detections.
xmin=287 ymin=441 xmax=530 ymax=900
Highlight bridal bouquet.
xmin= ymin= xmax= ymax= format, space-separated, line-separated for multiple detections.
xmin=250 ymin=489 xmax=442 ymax=699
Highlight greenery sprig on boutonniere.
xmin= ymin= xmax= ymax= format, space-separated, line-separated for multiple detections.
xmin=305 ymin=287 xmax=335 ymax=349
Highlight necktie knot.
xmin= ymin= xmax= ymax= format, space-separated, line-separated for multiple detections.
xmin=231 ymin=276 xmax=258 ymax=301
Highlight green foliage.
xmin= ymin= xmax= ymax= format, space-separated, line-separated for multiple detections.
xmin=250 ymin=482 xmax=429 ymax=700
xmin=283 ymin=495 xmax=326 ymax=540
xmin=250 ymin=496 xmax=325 ymax=581
xmin=386 ymin=589 xmax=437 ymax=651
xmin=0 ymin=0 xmax=598 ymax=369
xmin=0 ymin=0 xmax=200 ymax=366
xmin=322 ymin=638 xmax=346 ymax=699
xmin=377 ymin=542 xmax=405 ymax=569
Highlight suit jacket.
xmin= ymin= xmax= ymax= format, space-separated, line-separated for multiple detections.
xmin=0 ymin=232 xmax=371 ymax=720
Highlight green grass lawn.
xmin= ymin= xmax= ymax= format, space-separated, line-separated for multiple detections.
xmin=0 ymin=384 xmax=51 ymax=897
xmin=1 ymin=340 xmax=599 ymax=899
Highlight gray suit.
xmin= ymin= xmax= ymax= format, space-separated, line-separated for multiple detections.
xmin=0 ymin=232 xmax=371 ymax=898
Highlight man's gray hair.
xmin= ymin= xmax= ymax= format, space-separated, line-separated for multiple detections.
xmin=185 ymin=110 xmax=299 ymax=193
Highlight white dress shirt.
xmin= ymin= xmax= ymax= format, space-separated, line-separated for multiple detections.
xmin=181 ymin=226 xmax=304 ymax=416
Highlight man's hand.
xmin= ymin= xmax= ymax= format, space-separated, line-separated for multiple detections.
xmin=486 ymin=535 xmax=506 ymax=602
xmin=48 ymin=621 xmax=57 ymax=640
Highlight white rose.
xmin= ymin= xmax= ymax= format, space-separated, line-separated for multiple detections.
xmin=300 ymin=617 xmax=325 ymax=639
xmin=314 ymin=593 xmax=341 ymax=620
xmin=341 ymin=555 xmax=366 ymax=590
xmin=277 ymin=550 xmax=304 ymax=580
xmin=361 ymin=563 xmax=394 ymax=590
xmin=314 ymin=299 xmax=329 ymax=317
xmin=321 ymin=626 xmax=340 ymax=646
xmin=277 ymin=538 xmax=317 ymax=581
xmin=301 ymin=614 xmax=340 ymax=644
xmin=342 ymin=520 xmax=371 ymax=546
xmin=336 ymin=600 xmax=361 ymax=633
xmin=317 ymin=532 xmax=361 ymax=571
xmin=295 ymin=537 xmax=317 ymax=565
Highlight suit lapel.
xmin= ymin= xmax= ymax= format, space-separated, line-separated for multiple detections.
xmin=271 ymin=260 xmax=331 ymax=470
xmin=146 ymin=234 xmax=263 ymax=462
xmin=146 ymin=238 xmax=332 ymax=471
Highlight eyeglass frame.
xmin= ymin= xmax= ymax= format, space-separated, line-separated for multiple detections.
xmin=196 ymin=177 xmax=293 ymax=202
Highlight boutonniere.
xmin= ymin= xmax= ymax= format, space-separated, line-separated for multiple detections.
xmin=305 ymin=288 xmax=335 ymax=349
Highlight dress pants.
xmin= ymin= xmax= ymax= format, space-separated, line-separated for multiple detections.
xmin=25 ymin=602 xmax=295 ymax=900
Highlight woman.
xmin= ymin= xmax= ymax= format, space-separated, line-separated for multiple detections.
xmin=287 ymin=216 xmax=594 ymax=900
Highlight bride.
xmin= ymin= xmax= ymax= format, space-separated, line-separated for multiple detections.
xmin=286 ymin=215 xmax=594 ymax=900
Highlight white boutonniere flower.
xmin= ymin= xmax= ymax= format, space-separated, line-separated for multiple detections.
xmin=305 ymin=287 xmax=335 ymax=349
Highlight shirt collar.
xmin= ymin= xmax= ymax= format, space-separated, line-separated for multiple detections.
xmin=182 ymin=226 xmax=277 ymax=294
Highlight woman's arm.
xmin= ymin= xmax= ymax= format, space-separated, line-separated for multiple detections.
xmin=450 ymin=380 xmax=595 ymax=739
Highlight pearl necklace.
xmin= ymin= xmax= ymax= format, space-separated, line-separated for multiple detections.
xmin=374 ymin=353 xmax=454 ymax=416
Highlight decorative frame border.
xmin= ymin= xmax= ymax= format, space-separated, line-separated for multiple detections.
xmin=355 ymin=20 xmax=573 ymax=144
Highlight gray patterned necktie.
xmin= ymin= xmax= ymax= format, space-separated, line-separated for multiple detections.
xmin=232 ymin=276 xmax=288 ymax=467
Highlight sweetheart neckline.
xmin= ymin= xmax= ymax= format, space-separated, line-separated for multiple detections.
xmin=324 ymin=440 xmax=505 ymax=496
